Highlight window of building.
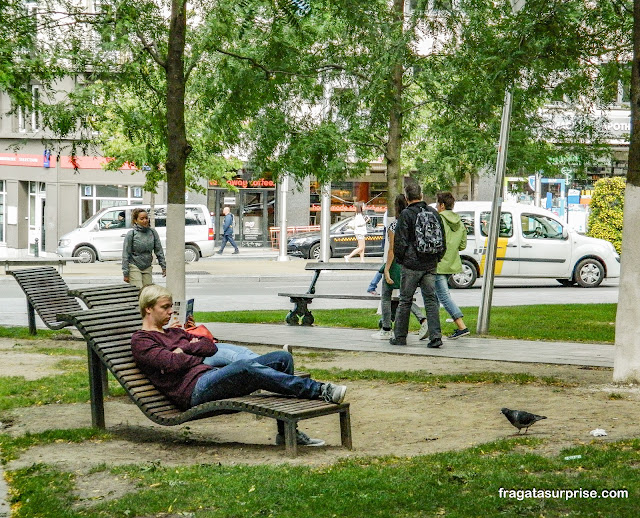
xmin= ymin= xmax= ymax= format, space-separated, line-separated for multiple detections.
xmin=17 ymin=106 xmax=26 ymax=132
xmin=0 ymin=180 xmax=5 ymax=242
xmin=31 ymin=85 xmax=41 ymax=131
xmin=79 ymin=184 xmax=143 ymax=223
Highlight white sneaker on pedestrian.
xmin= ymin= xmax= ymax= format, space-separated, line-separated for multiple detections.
xmin=371 ymin=329 xmax=393 ymax=340
xmin=418 ymin=319 xmax=429 ymax=340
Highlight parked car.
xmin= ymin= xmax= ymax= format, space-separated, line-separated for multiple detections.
xmin=447 ymin=201 xmax=621 ymax=288
xmin=57 ymin=204 xmax=215 ymax=263
xmin=287 ymin=213 xmax=385 ymax=259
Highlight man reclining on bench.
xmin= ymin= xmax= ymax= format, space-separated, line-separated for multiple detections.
xmin=132 ymin=285 xmax=348 ymax=447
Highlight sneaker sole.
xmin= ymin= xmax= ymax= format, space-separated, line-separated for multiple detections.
xmin=275 ymin=437 xmax=326 ymax=447
xmin=331 ymin=385 xmax=347 ymax=404
xmin=448 ymin=331 xmax=470 ymax=340
xmin=427 ymin=342 xmax=443 ymax=348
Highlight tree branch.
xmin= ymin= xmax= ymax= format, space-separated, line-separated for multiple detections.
xmin=136 ymin=30 xmax=167 ymax=69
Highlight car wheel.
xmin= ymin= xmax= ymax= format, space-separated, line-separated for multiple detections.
xmin=556 ymin=279 xmax=576 ymax=287
xmin=185 ymin=245 xmax=199 ymax=263
xmin=309 ymin=243 xmax=331 ymax=260
xmin=448 ymin=259 xmax=477 ymax=289
xmin=574 ymin=258 xmax=604 ymax=288
xmin=73 ymin=246 xmax=97 ymax=263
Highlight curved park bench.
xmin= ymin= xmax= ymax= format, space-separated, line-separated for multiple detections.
xmin=68 ymin=284 xmax=140 ymax=308
xmin=279 ymin=262 xmax=391 ymax=325
xmin=9 ymin=266 xmax=83 ymax=334
xmin=57 ymin=305 xmax=352 ymax=457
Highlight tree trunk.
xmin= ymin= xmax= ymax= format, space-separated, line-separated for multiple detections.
xmin=386 ymin=0 xmax=405 ymax=218
xmin=165 ymin=0 xmax=190 ymax=300
xmin=613 ymin=0 xmax=640 ymax=383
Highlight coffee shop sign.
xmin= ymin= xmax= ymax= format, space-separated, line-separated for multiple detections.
xmin=208 ymin=178 xmax=275 ymax=188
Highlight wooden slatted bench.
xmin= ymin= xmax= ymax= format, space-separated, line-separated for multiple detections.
xmin=2 ymin=257 xmax=80 ymax=274
xmin=57 ymin=305 xmax=352 ymax=457
xmin=9 ymin=267 xmax=83 ymax=334
xmin=68 ymin=284 xmax=140 ymax=308
xmin=279 ymin=262 xmax=388 ymax=326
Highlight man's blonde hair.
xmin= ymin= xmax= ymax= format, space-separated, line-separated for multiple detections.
xmin=138 ymin=284 xmax=172 ymax=317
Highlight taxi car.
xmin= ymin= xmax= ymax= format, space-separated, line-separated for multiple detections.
xmin=287 ymin=213 xmax=385 ymax=259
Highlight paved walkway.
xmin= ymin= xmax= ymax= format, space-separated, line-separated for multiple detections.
xmin=209 ymin=322 xmax=614 ymax=368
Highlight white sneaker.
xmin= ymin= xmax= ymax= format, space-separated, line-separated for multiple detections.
xmin=418 ymin=319 xmax=429 ymax=340
xmin=371 ymin=329 xmax=393 ymax=340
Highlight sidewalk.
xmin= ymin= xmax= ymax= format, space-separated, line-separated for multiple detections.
xmin=0 ymin=247 xmax=332 ymax=285
xmin=209 ymin=322 xmax=614 ymax=368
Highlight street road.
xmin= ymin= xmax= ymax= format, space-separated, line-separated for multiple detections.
xmin=0 ymin=272 xmax=619 ymax=329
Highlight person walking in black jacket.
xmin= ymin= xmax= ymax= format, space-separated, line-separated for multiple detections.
xmin=391 ymin=181 xmax=446 ymax=348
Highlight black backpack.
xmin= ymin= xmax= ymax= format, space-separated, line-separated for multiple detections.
xmin=414 ymin=207 xmax=445 ymax=255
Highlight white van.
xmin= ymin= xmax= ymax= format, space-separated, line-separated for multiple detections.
xmin=57 ymin=204 xmax=215 ymax=263
xmin=447 ymin=201 xmax=620 ymax=288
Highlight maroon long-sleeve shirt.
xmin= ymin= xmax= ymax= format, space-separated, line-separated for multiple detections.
xmin=131 ymin=327 xmax=218 ymax=409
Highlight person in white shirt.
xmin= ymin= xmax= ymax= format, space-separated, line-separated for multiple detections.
xmin=344 ymin=202 xmax=368 ymax=263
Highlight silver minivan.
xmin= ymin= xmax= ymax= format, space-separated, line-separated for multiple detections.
xmin=57 ymin=204 xmax=215 ymax=263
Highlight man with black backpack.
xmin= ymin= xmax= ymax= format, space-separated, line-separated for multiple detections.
xmin=391 ymin=181 xmax=446 ymax=348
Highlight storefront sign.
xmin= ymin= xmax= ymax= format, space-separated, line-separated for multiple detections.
xmin=209 ymin=178 xmax=275 ymax=188
xmin=310 ymin=204 xmax=386 ymax=213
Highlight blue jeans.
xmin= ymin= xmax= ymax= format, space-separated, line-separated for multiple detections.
xmin=190 ymin=351 xmax=323 ymax=406
xmin=435 ymin=274 xmax=464 ymax=320
xmin=394 ymin=266 xmax=441 ymax=342
xmin=368 ymin=271 xmax=383 ymax=292
xmin=380 ymin=277 xmax=426 ymax=330
xmin=203 ymin=343 xmax=259 ymax=368
xmin=219 ymin=234 xmax=238 ymax=252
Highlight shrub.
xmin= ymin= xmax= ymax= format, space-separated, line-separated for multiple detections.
xmin=587 ymin=176 xmax=625 ymax=253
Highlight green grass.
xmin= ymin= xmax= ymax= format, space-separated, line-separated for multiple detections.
xmin=0 ymin=326 xmax=73 ymax=340
xmin=195 ymin=303 xmax=617 ymax=343
xmin=4 ymin=438 xmax=638 ymax=517
xmin=304 ymin=368 xmax=573 ymax=387
xmin=0 ymin=361 xmax=125 ymax=413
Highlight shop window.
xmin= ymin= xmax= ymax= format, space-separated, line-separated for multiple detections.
xmin=80 ymin=184 xmax=143 ymax=223
xmin=96 ymin=185 xmax=128 ymax=198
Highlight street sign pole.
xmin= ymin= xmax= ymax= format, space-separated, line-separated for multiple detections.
xmin=476 ymin=89 xmax=513 ymax=334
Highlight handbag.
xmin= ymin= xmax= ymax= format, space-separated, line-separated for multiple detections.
xmin=185 ymin=324 xmax=216 ymax=342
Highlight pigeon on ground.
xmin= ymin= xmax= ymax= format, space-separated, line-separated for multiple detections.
xmin=501 ymin=408 xmax=547 ymax=434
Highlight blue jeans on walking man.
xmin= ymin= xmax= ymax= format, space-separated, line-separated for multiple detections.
xmin=380 ymin=276 xmax=426 ymax=330
xmin=218 ymin=233 xmax=239 ymax=253
xmin=393 ymin=266 xmax=442 ymax=344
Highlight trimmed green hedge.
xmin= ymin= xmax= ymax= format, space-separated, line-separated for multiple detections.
xmin=587 ymin=176 xmax=625 ymax=253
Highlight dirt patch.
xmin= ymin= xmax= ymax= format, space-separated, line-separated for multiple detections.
xmin=0 ymin=337 xmax=83 ymax=380
xmin=1 ymin=339 xmax=638 ymax=506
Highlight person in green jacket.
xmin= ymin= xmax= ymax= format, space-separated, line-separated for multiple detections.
xmin=435 ymin=192 xmax=470 ymax=339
